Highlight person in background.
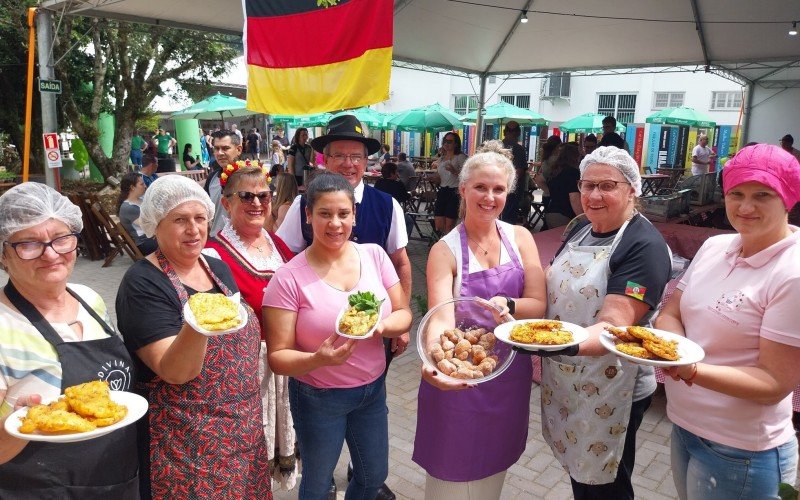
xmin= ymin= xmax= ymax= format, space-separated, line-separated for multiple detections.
xmin=414 ymin=141 xmax=547 ymax=499
xmin=379 ymin=144 xmax=392 ymax=167
xmin=272 ymin=127 xmax=290 ymax=151
xmin=534 ymin=142 xmax=583 ymax=228
xmin=183 ymin=143 xmax=202 ymax=171
xmin=203 ymin=164 xmax=298 ymax=491
xmin=533 ymin=146 xmax=671 ymax=499
xmin=205 ymin=129 xmax=243 ymax=237
xmin=118 ymin=172 xmax=158 ymax=255
xmin=432 ymin=132 xmax=467 ymax=235
xmin=779 ymin=134 xmax=800 ymax=162
xmin=200 ymin=129 xmax=211 ymax=166
xmin=582 ymin=133 xmax=598 ymax=157
xmin=140 ymin=153 xmax=159 ymax=188
xmin=153 ymin=128 xmax=176 ymax=160
xmin=116 ymin=175 xmax=271 ymax=499
xmin=266 ymin=173 xmax=298 ymax=233
xmin=247 ymin=128 xmax=261 ymax=161
xmin=286 ymin=128 xmax=314 ymax=187
xmin=657 ymin=144 xmax=800 ymax=500
xmin=599 ymin=116 xmax=629 ymax=152
xmin=231 ymin=124 xmax=243 ymax=142
xmin=500 ymin=120 xmax=530 ymax=224
xmin=264 ymin=173 xmax=412 ymax=500
xmin=270 ymin=140 xmax=285 ymax=173
xmin=690 ymin=135 xmax=716 ymax=176
xmin=0 ymin=183 xmax=139 ymax=497
xmin=533 ymin=135 xmax=562 ymax=182
xmin=130 ymin=129 xmax=147 ymax=170
xmin=375 ymin=162 xmax=411 ymax=206
xmin=396 ymin=152 xmax=416 ymax=189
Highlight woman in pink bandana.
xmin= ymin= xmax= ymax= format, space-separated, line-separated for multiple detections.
xmin=657 ymin=144 xmax=800 ymax=499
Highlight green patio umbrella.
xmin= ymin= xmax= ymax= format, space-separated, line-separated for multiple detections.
xmin=170 ymin=92 xmax=253 ymax=123
xmin=332 ymin=107 xmax=389 ymax=128
xmin=460 ymin=101 xmax=550 ymax=126
xmin=387 ymin=103 xmax=462 ymax=132
xmin=646 ymin=107 xmax=716 ymax=128
xmin=289 ymin=112 xmax=334 ymax=128
xmin=558 ymin=113 xmax=626 ymax=133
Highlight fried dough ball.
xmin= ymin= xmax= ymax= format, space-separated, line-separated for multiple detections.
xmin=454 ymin=339 xmax=472 ymax=361
xmin=477 ymin=332 xmax=496 ymax=351
xmin=430 ymin=343 xmax=445 ymax=363
xmin=472 ymin=344 xmax=487 ymax=364
xmin=441 ymin=340 xmax=455 ymax=351
xmin=436 ymin=359 xmax=457 ymax=376
xmin=464 ymin=330 xmax=481 ymax=345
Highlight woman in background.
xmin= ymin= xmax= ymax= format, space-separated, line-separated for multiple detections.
xmin=117 ymin=172 xmax=158 ymax=255
xmin=266 ymin=173 xmax=298 ymax=233
xmin=287 ymin=128 xmax=314 ymax=187
xmin=432 ymin=132 xmax=467 ymax=235
xmin=534 ymin=142 xmax=583 ymax=228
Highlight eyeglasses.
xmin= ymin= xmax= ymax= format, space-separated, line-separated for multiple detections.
xmin=229 ymin=191 xmax=271 ymax=204
xmin=327 ymin=154 xmax=365 ymax=165
xmin=4 ymin=233 xmax=80 ymax=260
xmin=577 ymin=180 xmax=630 ymax=194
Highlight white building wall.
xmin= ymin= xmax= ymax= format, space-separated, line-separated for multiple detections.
xmin=747 ymin=86 xmax=800 ymax=145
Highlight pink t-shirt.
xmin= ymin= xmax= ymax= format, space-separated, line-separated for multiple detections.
xmin=665 ymin=227 xmax=800 ymax=451
xmin=263 ymin=243 xmax=399 ymax=388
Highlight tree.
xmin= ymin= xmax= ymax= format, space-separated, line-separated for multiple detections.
xmin=0 ymin=0 xmax=43 ymax=173
xmin=53 ymin=17 xmax=239 ymax=179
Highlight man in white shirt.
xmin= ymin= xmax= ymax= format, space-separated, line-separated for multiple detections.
xmin=691 ymin=135 xmax=716 ymax=176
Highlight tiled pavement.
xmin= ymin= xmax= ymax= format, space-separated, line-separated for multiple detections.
xmin=16 ymin=240 xmax=797 ymax=499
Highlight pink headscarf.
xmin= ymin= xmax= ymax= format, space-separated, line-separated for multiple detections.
xmin=722 ymin=144 xmax=800 ymax=209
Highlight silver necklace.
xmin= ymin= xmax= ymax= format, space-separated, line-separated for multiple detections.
xmin=467 ymin=234 xmax=494 ymax=256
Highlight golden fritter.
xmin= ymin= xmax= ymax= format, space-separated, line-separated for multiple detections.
xmin=18 ymin=403 xmax=96 ymax=434
xmin=606 ymin=326 xmax=637 ymax=342
xmin=509 ymin=321 xmax=573 ymax=345
xmin=625 ymin=326 xmax=661 ymax=343
xmin=65 ymin=381 xmax=127 ymax=424
xmin=188 ymin=292 xmax=240 ymax=331
xmin=642 ymin=339 xmax=680 ymax=361
xmin=615 ymin=343 xmax=654 ymax=359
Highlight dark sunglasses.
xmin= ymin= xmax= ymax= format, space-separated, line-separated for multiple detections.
xmin=229 ymin=190 xmax=271 ymax=204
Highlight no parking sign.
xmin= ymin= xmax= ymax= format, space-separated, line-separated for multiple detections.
xmin=43 ymin=133 xmax=62 ymax=169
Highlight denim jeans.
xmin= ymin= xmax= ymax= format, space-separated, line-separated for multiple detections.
xmin=289 ymin=376 xmax=388 ymax=500
xmin=671 ymin=424 xmax=799 ymax=500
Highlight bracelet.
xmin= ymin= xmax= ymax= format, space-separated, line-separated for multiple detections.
xmin=680 ymin=364 xmax=698 ymax=385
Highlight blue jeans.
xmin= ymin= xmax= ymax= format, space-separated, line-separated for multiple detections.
xmin=130 ymin=149 xmax=142 ymax=169
xmin=671 ymin=424 xmax=798 ymax=499
xmin=289 ymin=376 xmax=388 ymax=500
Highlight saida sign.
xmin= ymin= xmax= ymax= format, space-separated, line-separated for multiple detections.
xmin=39 ymin=79 xmax=62 ymax=94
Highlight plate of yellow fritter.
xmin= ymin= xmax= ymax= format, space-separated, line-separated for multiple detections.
xmin=494 ymin=320 xmax=589 ymax=351
xmin=184 ymin=292 xmax=247 ymax=336
xmin=600 ymin=326 xmax=705 ymax=367
xmin=5 ymin=381 xmax=148 ymax=443
xmin=336 ymin=291 xmax=384 ymax=340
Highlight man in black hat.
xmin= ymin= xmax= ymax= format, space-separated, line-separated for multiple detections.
xmin=276 ymin=114 xmax=409 ymax=500
xmin=780 ymin=134 xmax=800 ymax=162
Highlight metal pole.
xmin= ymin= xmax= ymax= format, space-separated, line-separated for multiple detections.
xmin=37 ymin=9 xmax=59 ymax=189
xmin=475 ymin=74 xmax=488 ymax=145
xmin=740 ymin=82 xmax=755 ymax=146
xmin=22 ymin=8 xmax=37 ymax=182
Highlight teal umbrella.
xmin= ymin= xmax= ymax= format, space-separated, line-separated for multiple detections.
xmin=460 ymin=101 xmax=550 ymax=126
xmin=332 ymin=107 xmax=389 ymax=128
xmin=646 ymin=107 xmax=716 ymax=128
xmin=289 ymin=112 xmax=334 ymax=128
xmin=558 ymin=113 xmax=626 ymax=133
xmin=170 ymin=92 xmax=253 ymax=122
xmin=387 ymin=103 xmax=462 ymax=132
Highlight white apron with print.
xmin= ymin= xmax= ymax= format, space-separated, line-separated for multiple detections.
xmin=541 ymin=220 xmax=638 ymax=485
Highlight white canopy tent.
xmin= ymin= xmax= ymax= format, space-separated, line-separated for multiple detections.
xmin=38 ymin=0 xmax=800 ymax=140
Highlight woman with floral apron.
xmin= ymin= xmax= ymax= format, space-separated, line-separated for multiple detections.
xmin=413 ymin=143 xmax=547 ymax=499
xmin=538 ymin=146 xmax=671 ymax=499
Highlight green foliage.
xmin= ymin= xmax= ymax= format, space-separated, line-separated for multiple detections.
xmin=779 ymin=483 xmax=798 ymax=500
xmin=71 ymin=138 xmax=89 ymax=172
xmin=135 ymin=110 xmax=160 ymax=134
xmin=348 ymin=291 xmax=383 ymax=315
xmin=317 ymin=0 xmax=340 ymax=7
xmin=411 ymin=293 xmax=428 ymax=316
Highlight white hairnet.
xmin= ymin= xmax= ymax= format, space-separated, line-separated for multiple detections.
xmin=0 ymin=182 xmax=83 ymax=248
xmin=579 ymin=146 xmax=643 ymax=196
xmin=139 ymin=175 xmax=215 ymax=238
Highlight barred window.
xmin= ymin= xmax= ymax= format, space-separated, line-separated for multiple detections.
xmin=598 ymin=94 xmax=637 ymax=124
xmin=453 ymin=95 xmax=478 ymax=115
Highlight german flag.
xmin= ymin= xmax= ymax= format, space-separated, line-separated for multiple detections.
xmin=244 ymin=0 xmax=393 ymax=115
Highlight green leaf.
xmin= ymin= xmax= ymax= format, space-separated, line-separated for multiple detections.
xmin=779 ymin=483 xmax=799 ymax=500
xmin=348 ymin=291 xmax=382 ymax=315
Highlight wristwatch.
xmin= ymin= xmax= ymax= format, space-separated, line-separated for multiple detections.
xmin=504 ymin=297 xmax=516 ymax=315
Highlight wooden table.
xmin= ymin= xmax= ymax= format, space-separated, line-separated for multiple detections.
xmin=640 ymin=174 xmax=671 ymax=196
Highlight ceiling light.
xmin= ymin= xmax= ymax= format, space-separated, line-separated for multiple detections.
xmin=790 ymin=22 xmax=798 ymax=36
xmin=520 ymin=11 xmax=528 ymax=24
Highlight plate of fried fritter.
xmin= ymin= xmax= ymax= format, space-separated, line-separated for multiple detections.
xmin=493 ymin=319 xmax=589 ymax=351
xmin=5 ymin=381 xmax=148 ymax=443
xmin=600 ymin=326 xmax=705 ymax=367
xmin=183 ymin=292 xmax=247 ymax=336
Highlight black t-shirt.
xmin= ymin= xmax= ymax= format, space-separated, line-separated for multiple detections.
xmin=247 ymin=133 xmax=259 ymax=151
xmin=183 ymin=152 xmax=195 ymax=166
xmin=374 ymin=178 xmax=410 ymax=204
xmin=115 ymin=257 xmax=238 ymax=382
xmin=599 ymin=132 xmax=625 ymax=149
xmin=546 ymin=167 xmax=580 ymax=218
xmin=554 ymin=213 xmax=671 ymax=310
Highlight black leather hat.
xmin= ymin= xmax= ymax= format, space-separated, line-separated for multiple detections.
xmin=310 ymin=114 xmax=382 ymax=155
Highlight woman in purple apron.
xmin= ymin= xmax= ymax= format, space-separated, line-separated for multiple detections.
xmin=413 ymin=141 xmax=547 ymax=499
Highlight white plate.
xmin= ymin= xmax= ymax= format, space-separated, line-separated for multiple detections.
xmin=494 ymin=320 xmax=589 ymax=351
xmin=183 ymin=292 xmax=247 ymax=337
xmin=599 ymin=327 xmax=705 ymax=367
xmin=335 ymin=304 xmax=380 ymax=340
xmin=5 ymin=391 xmax=148 ymax=443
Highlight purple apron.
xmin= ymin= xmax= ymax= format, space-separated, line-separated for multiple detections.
xmin=413 ymin=222 xmax=533 ymax=481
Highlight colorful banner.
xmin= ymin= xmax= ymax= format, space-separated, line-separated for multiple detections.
xmin=658 ymin=127 xmax=670 ymax=170
xmin=625 ymin=125 xmax=637 ymax=154
xmin=244 ymin=0 xmax=392 ymax=114
xmin=633 ymin=127 xmax=645 ymax=169
xmin=717 ymin=126 xmax=732 ymax=169
xmin=684 ymin=128 xmax=698 ymax=170
xmin=646 ymin=124 xmax=661 ymax=172
xmin=675 ymin=125 xmax=689 ymax=170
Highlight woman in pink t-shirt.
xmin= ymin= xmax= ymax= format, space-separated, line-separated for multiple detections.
xmin=656 ymin=144 xmax=800 ymax=499
xmin=263 ymin=172 xmax=412 ymax=500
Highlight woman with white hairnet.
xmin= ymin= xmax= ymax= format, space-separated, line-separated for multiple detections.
xmin=523 ymin=146 xmax=672 ymax=499
xmin=114 ymin=175 xmax=271 ymax=499
xmin=0 ymin=183 xmax=139 ymax=497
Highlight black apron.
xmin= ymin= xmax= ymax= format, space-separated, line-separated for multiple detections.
xmin=0 ymin=282 xmax=139 ymax=499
